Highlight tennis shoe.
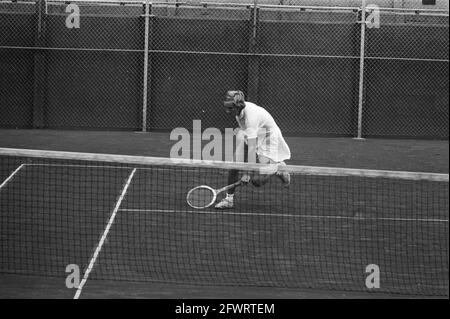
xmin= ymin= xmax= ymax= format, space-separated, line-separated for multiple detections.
xmin=214 ymin=196 xmax=234 ymax=209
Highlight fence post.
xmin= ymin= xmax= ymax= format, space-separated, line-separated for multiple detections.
xmin=33 ymin=0 xmax=47 ymax=128
xmin=142 ymin=0 xmax=150 ymax=132
xmin=246 ymin=2 xmax=260 ymax=104
xmin=355 ymin=0 xmax=367 ymax=140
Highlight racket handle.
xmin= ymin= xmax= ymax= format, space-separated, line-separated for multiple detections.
xmin=216 ymin=180 xmax=244 ymax=194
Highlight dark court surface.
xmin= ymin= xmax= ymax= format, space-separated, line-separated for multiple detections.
xmin=0 ymin=274 xmax=435 ymax=299
xmin=0 ymin=130 xmax=448 ymax=299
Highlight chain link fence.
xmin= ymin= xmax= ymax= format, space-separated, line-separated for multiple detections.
xmin=363 ymin=9 xmax=449 ymax=138
xmin=44 ymin=1 xmax=144 ymax=129
xmin=0 ymin=0 xmax=448 ymax=138
xmin=0 ymin=1 xmax=37 ymax=128
xmin=256 ymin=6 xmax=361 ymax=135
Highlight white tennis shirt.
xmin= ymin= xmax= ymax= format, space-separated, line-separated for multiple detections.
xmin=235 ymin=102 xmax=291 ymax=163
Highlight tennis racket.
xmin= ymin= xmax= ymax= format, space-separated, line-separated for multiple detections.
xmin=186 ymin=179 xmax=245 ymax=209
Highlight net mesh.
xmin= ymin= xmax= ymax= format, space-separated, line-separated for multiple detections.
xmin=0 ymin=148 xmax=448 ymax=296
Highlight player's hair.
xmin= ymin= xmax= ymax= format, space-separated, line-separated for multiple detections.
xmin=225 ymin=90 xmax=245 ymax=110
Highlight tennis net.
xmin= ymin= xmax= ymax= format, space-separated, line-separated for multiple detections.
xmin=0 ymin=148 xmax=448 ymax=296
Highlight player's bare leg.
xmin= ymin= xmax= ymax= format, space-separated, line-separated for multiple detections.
xmin=215 ymin=130 xmax=247 ymax=209
xmin=257 ymin=155 xmax=290 ymax=188
xmin=276 ymin=161 xmax=291 ymax=187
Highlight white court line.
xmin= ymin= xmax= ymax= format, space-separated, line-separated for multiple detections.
xmin=0 ymin=164 xmax=25 ymax=191
xmin=118 ymin=208 xmax=449 ymax=223
xmin=73 ymin=168 xmax=136 ymax=300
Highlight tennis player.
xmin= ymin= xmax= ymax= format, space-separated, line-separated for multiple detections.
xmin=215 ymin=90 xmax=291 ymax=209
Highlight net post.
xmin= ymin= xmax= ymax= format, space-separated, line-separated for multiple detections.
xmin=355 ymin=0 xmax=367 ymax=140
xmin=141 ymin=0 xmax=151 ymax=133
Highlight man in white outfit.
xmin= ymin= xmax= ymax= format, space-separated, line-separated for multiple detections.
xmin=215 ymin=90 xmax=291 ymax=209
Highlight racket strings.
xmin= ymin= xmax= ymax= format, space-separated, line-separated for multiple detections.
xmin=187 ymin=186 xmax=216 ymax=209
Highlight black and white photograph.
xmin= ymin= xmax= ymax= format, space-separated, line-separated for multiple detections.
xmin=0 ymin=0 xmax=448 ymax=307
